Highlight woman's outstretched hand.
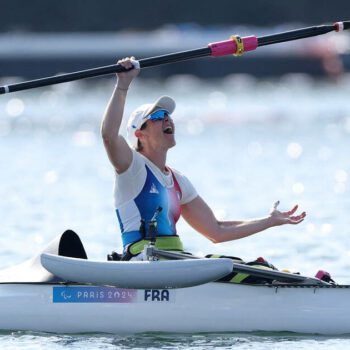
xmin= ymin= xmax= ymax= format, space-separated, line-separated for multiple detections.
xmin=269 ymin=201 xmax=306 ymax=226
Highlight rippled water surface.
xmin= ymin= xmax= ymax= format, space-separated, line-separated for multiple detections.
xmin=1 ymin=75 xmax=350 ymax=348
xmin=2 ymin=332 xmax=350 ymax=350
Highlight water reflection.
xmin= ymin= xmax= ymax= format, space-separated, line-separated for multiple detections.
xmin=6 ymin=98 xmax=25 ymax=117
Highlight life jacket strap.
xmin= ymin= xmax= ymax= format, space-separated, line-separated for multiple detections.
xmin=127 ymin=235 xmax=184 ymax=256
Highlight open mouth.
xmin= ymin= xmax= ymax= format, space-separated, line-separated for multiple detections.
xmin=163 ymin=126 xmax=173 ymax=134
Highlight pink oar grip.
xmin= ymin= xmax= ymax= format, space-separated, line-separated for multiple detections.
xmin=208 ymin=35 xmax=258 ymax=57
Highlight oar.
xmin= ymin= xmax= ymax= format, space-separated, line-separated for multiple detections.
xmin=1 ymin=21 xmax=349 ymax=95
xmin=147 ymin=247 xmax=329 ymax=286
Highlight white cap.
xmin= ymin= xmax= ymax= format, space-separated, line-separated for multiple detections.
xmin=126 ymin=96 xmax=176 ymax=149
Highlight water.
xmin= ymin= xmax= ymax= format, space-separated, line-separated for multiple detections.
xmin=1 ymin=332 xmax=350 ymax=350
xmin=1 ymin=74 xmax=350 ymax=347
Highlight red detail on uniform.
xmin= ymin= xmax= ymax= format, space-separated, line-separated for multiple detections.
xmin=167 ymin=167 xmax=182 ymax=221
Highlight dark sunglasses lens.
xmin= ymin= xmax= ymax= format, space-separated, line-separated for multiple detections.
xmin=149 ymin=110 xmax=169 ymax=121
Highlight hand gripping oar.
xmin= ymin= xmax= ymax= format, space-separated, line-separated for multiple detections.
xmin=1 ymin=21 xmax=349 ymax=95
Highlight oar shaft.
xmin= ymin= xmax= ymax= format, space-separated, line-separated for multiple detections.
xmin=258 ymin=24 xmax=334 ymax=47
xmin=258 ymin=21 xmax=350 ymax=47
xmin=0 ymin=64 xmax=124 ymax=95
xmin=0 ymin=47 xmax=211 ymax=95
xmin=1 ymin=20 xmax=349 ymax=95
xmin=140 ymin=47 xmax=211 ymax=68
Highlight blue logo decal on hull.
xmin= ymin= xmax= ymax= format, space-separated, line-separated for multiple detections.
xmin=53 ymin=286 xmax=137 ymax=303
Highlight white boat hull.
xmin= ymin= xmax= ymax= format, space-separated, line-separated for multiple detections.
xmin=0 ymin=282 xmax=349 ymax=334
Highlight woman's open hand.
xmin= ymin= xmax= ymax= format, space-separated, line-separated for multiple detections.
xmin=269 ymin=201 xmax=306 ymax=226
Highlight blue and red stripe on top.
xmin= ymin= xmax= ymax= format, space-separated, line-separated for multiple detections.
xmin=116 ymin=165 xmax=182 ymax=248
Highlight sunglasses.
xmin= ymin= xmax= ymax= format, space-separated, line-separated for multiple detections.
xmin=147 ymin=109 xmax=170 ymax=121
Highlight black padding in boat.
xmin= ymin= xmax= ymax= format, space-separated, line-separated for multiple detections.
xmin=58 ymin=230 xmax=88 ymax=259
